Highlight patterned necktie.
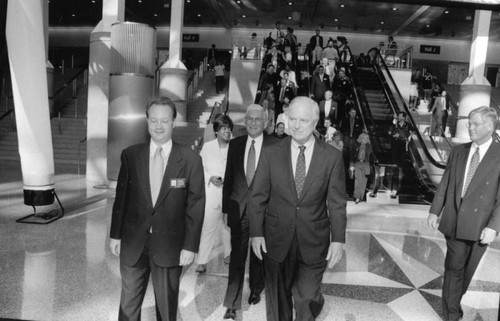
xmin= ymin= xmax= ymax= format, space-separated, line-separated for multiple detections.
xmin=150 ymin=146 xmax=164 ymax=205
xmin=246 ymin=140 xmax=256 ymax=185
xmin=295 ymin=146 xmax=306 ymax=196
xmin=463 ymin=147 xmax=480 ymax=196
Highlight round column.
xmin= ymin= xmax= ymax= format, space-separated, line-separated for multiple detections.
xmin=107 ymin=22 xmax=156 ymax=180
xmin=159 ymin=62 xmax=188 ymax=125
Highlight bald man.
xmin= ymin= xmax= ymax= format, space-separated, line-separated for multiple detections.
xmin=249 ymin=97 xmax=347 ymax=321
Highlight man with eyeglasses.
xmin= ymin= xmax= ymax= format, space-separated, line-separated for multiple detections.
xmin=109 ymin=97 xmax=205 ymax=321
xmin=222 ymin=104 xmax=277 ymax=320
xmin=428 ymin=106 xmax=500 ymax=321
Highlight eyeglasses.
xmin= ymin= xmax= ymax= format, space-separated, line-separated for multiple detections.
xmin=245 ymin=117 xmax=264 ymax=123
xmin=465 ymin=121 xmax=486 ymax=129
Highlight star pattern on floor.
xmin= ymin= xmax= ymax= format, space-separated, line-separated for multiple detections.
xmin=321 ymin=233 xmax=500 ymax=321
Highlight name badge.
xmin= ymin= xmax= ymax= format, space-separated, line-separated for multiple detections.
xmin=170 ymin=178 xmax=187 ymax=188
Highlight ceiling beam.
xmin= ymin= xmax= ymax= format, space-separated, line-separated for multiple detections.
xmin=390 ymin=5 xmax=430 ymax=37
xmin=205 ymin=0 xmax=232 ymax=29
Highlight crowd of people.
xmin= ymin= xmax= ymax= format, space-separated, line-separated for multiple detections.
xmin=108 ymin=95 xmax=500 ymax=321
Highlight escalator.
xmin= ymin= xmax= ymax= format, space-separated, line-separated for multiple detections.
xmin=348 ymin=51 xmax=448 ymax=204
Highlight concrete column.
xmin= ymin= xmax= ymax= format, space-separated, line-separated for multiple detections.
xmin=42 ymin=0 xmax=55 ymax=114
xmin=455 ymin=10 xmax=492 ymax=142
xmin=159 ymin=0 xmax=188 ymax=125
xmin=6 ymin=0 xmax=55 ymax=200
xmin=86 ymin=0 xmax=125 ymax=184
xmin=107 ymin=22 xmax=156 ymax=180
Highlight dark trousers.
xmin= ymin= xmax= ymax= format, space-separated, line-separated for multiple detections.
xmin=442 ymin=236 xmax=488 ymax=321
xmin=119 ymin=236 xmax=182 ymax=321
xmin=224 ymin=213 xmax=265 ymax=310
xmin=264 ymin=233 xmax=326 ymax=321
xmin=215 ymin=75 xmax=224 ymax=93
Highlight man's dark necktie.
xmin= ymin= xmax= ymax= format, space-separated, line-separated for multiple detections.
xmin=462 ymin=147 xmax=480 ymax=196
xmin=246 ymin=140 xmax=256 ymax=185
xmin=295 ymin=146 xmax=306 ymax=196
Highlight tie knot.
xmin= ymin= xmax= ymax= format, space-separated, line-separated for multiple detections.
xmin=251 ymin=139 xmax=255 ymax=145
xmin=299 ymin=145 xmax=306 ymax=153
xmin=475 ymin=147 xmax=480 ymax=153
xmin=156 ymin=146 xmax=163 ymax=154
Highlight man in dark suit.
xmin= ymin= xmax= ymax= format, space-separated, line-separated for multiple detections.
xmin=428 ymin=106 xmax=500 ymax=321
xmin=310 ymin=65 xmax=330 ymax=103
xmin=222 ymin=104 xmax=276 ymax=320
xmin=109 ymin=97 xmax=205 ymax=321
xmin=249 ymin=96 xmax=347 ymax=321
xmin=275 ymin=78 xmax=297 ymax=116
xmin=340 ymin=107 xmax=363 ymax=148
xmin=318 ymin=90 xmax=339 ymax=130
xmin=309 ymin=29 xmax=323 ymax=65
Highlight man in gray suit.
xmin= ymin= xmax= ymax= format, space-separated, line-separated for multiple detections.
xmin=428 ymin=106 xmax=500 ymax=321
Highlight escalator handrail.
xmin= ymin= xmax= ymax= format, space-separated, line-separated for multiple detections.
xmin=372 ymin=49 xmax=447 ymax=170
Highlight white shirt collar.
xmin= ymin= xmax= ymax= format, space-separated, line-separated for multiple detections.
xmin=150 ymin=139 xmax=172 ymax=156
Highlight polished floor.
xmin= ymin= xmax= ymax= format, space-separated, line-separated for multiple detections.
xmin=0 ymin=164 xmax=499 ymax=321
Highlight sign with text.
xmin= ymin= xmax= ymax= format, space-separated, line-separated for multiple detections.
xmin=420 ymin=45 xmax=440 ymax=55
xmin=183 ymin=34 xmax=199 ymax=42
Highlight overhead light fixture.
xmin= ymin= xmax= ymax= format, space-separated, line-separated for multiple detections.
xmin=287 ymin=16 xmax=292 ymax=20
xmin=138 ymin=0 xmax=142 ymax=2
xmin=426 ymin=24 xmax=430 ymax=27
xmin=197 ymin=13 xmax=201 ymax=17
xmin=236 ymin=0 xmax=241 ymax=3
xmin=71 ymin=13 xmax=76 ymax=17
xmin=380 ymin=21 xmax=384 ymax=25
xmin=241 ymin=14 xmax=246 ymax=18
xmin=154 ymin=13 xmax=158 ymax=17
xmin=444 ymin=10 xmax=449 ymax=14
xmin=334 ymin=18 xmax=338 ymax=22
xmin=340 ymin=4 xmax=345 ymax=8
xmin=288 ymin=2 xmax=293 ymax=5
xmin=392 ymin=7 xmax=398 ymax=11
xmin=187 ymin=0 xmax=191 ymax=2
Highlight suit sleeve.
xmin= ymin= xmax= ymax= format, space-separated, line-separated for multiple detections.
xmin=429 ymin=147 xmax=455 ymax=216
xmin=222 ymin=141 xmax=234 ymax=214
xmin=110 ymin=149 xmax=130 ymax=240
xmin=248 ymin=146 xmax=272 ymax=238
xmin=327 ymin=150 xmax=348 ymax=243
xmin=183 ymin=151 xmax=206 ymax=252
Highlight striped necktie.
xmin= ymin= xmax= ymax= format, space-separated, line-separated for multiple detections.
xmin=295 ymin=146 xmax=306 ymax=196
xmin=462 ymin=147 xmax=480 ymax=197
xmin=246 ymin=140 xmax=256 ymax=185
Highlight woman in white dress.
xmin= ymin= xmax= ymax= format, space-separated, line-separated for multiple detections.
xmin=196 ymin=115 xmax=233 ymax=272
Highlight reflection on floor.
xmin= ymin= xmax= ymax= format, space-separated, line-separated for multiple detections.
xmin=0 ymin=169 xmax=499 ymax=321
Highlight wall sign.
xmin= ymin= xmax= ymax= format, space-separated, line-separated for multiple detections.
xmin=183 ymin=34 xmax=199 ymax=42
xmin=420 ymin=45 xmax=440 ymax=55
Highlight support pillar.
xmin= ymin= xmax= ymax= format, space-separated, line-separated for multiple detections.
xmin=159 ymin=0 xmax=188 ymax=125
xmin=86 ymin=0 xmax=125 ymax=184
xmin=455 ymin=10 xmax=492 ymax=142
xmin=107 ymin=22 xmax=156 ymax=180
xmin=6 ymin=0 xmax=55 ymax=202
xmin=42 ymin=0 xmax=55 ymax=114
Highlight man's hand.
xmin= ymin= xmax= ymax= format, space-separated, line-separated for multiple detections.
xmin=179 ymin=250 xmax=196 ymax=266
xmin=209 ymin=176 xmax=224 ymax=187
xmin=251 ymin=237 xmax=267 ymax=260
xmin=427 ymin=213 xmax=439 ymax=230
xmin=326 ymin=242 xmax=343 ymax=269
xmin=109 ymin=238 xmax=121 ymax=257
xmin=479 ymin=227 xmax=497 ymax=245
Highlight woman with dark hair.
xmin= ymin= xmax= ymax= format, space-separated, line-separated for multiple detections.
xmin=196 ymin=114 xmax=233 ymax=273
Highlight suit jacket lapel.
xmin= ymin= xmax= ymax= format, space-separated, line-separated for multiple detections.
xmin=454 ymin=143 xmax=470 ymax=206
xmin=283 ymin=137 xmax=299 ymax=201
xmin=237 ymin=136 xmax=249 ymax=188
xmin=154 ymin=143 xmax=183 ymax=209
xmin=463 ymin=141 xmax=500 ymax=198
xmin=136 ymin=144 xmax=154 ymax=207
xmin=298 ymin=139 xmax=322 ymax=203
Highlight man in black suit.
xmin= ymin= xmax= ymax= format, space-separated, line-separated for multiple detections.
xmin=249 ymin=96 xmax=347 ymax=321
xmin=276 ymin=77 xmax=297 ymax=116
xmin=310 ymin=65 xmax=330 ymax=103
xmin=109 ymin=97 xmax=205 ymax=321
xmin=340 ymin=107 xmax=363 ymax=149
xmin=428 ymin=106 xmax=500 ymax=321
xmin=318 ymin=90 xmax=338 ymax=131
xmin=309 ymin=29 xmax=323 ymax=65
xmin=222 ymin=104 xmax=276 ymax=320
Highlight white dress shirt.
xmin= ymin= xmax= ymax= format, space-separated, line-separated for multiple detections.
xmin=244 ymin=134 xmax=264 ymax=177
xmin=324 ymin=100 xmax=332 ymax=118
xmin=291 ymin=136 xmax=315 ymax=177
xmin=462 ymin=137 xmax=492 ymax=196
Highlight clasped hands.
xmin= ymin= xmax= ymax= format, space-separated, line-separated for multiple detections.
xmin=250 ymin=237 xmax=343 ymax=269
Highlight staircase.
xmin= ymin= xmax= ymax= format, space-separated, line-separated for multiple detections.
xmin=356 ymin=67 xmax=393 ymax=122
xmin=173 ymin=70 xmax=226 ymax=147
xmin=0 ymin=117 xmax=87 ymax=173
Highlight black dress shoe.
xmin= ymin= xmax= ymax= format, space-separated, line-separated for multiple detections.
xmin=223 ymin=308 xmax=236 ymax=320
xmin=248 ymin=291 xmax=261 ymax=305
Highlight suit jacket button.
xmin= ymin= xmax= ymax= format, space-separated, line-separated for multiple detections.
xmin=474 ymin=208 xmax=478 ymax=212
xmin=296 ymin=207 xmax=299 ymax=210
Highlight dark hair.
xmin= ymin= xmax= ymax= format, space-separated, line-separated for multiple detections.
xmin=146 ymin=96 xmax=177 ymax=119
xmin=213 ymin=114 xmax=234 ymax=133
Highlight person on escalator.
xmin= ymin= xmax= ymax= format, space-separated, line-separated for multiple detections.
xmin=389 ymin=111 xmax=412 ymax=165
xmin=430 ymin=90 xmax=449 ymax=136
xmin=350 ymin=131 xmax=376 ymax=204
